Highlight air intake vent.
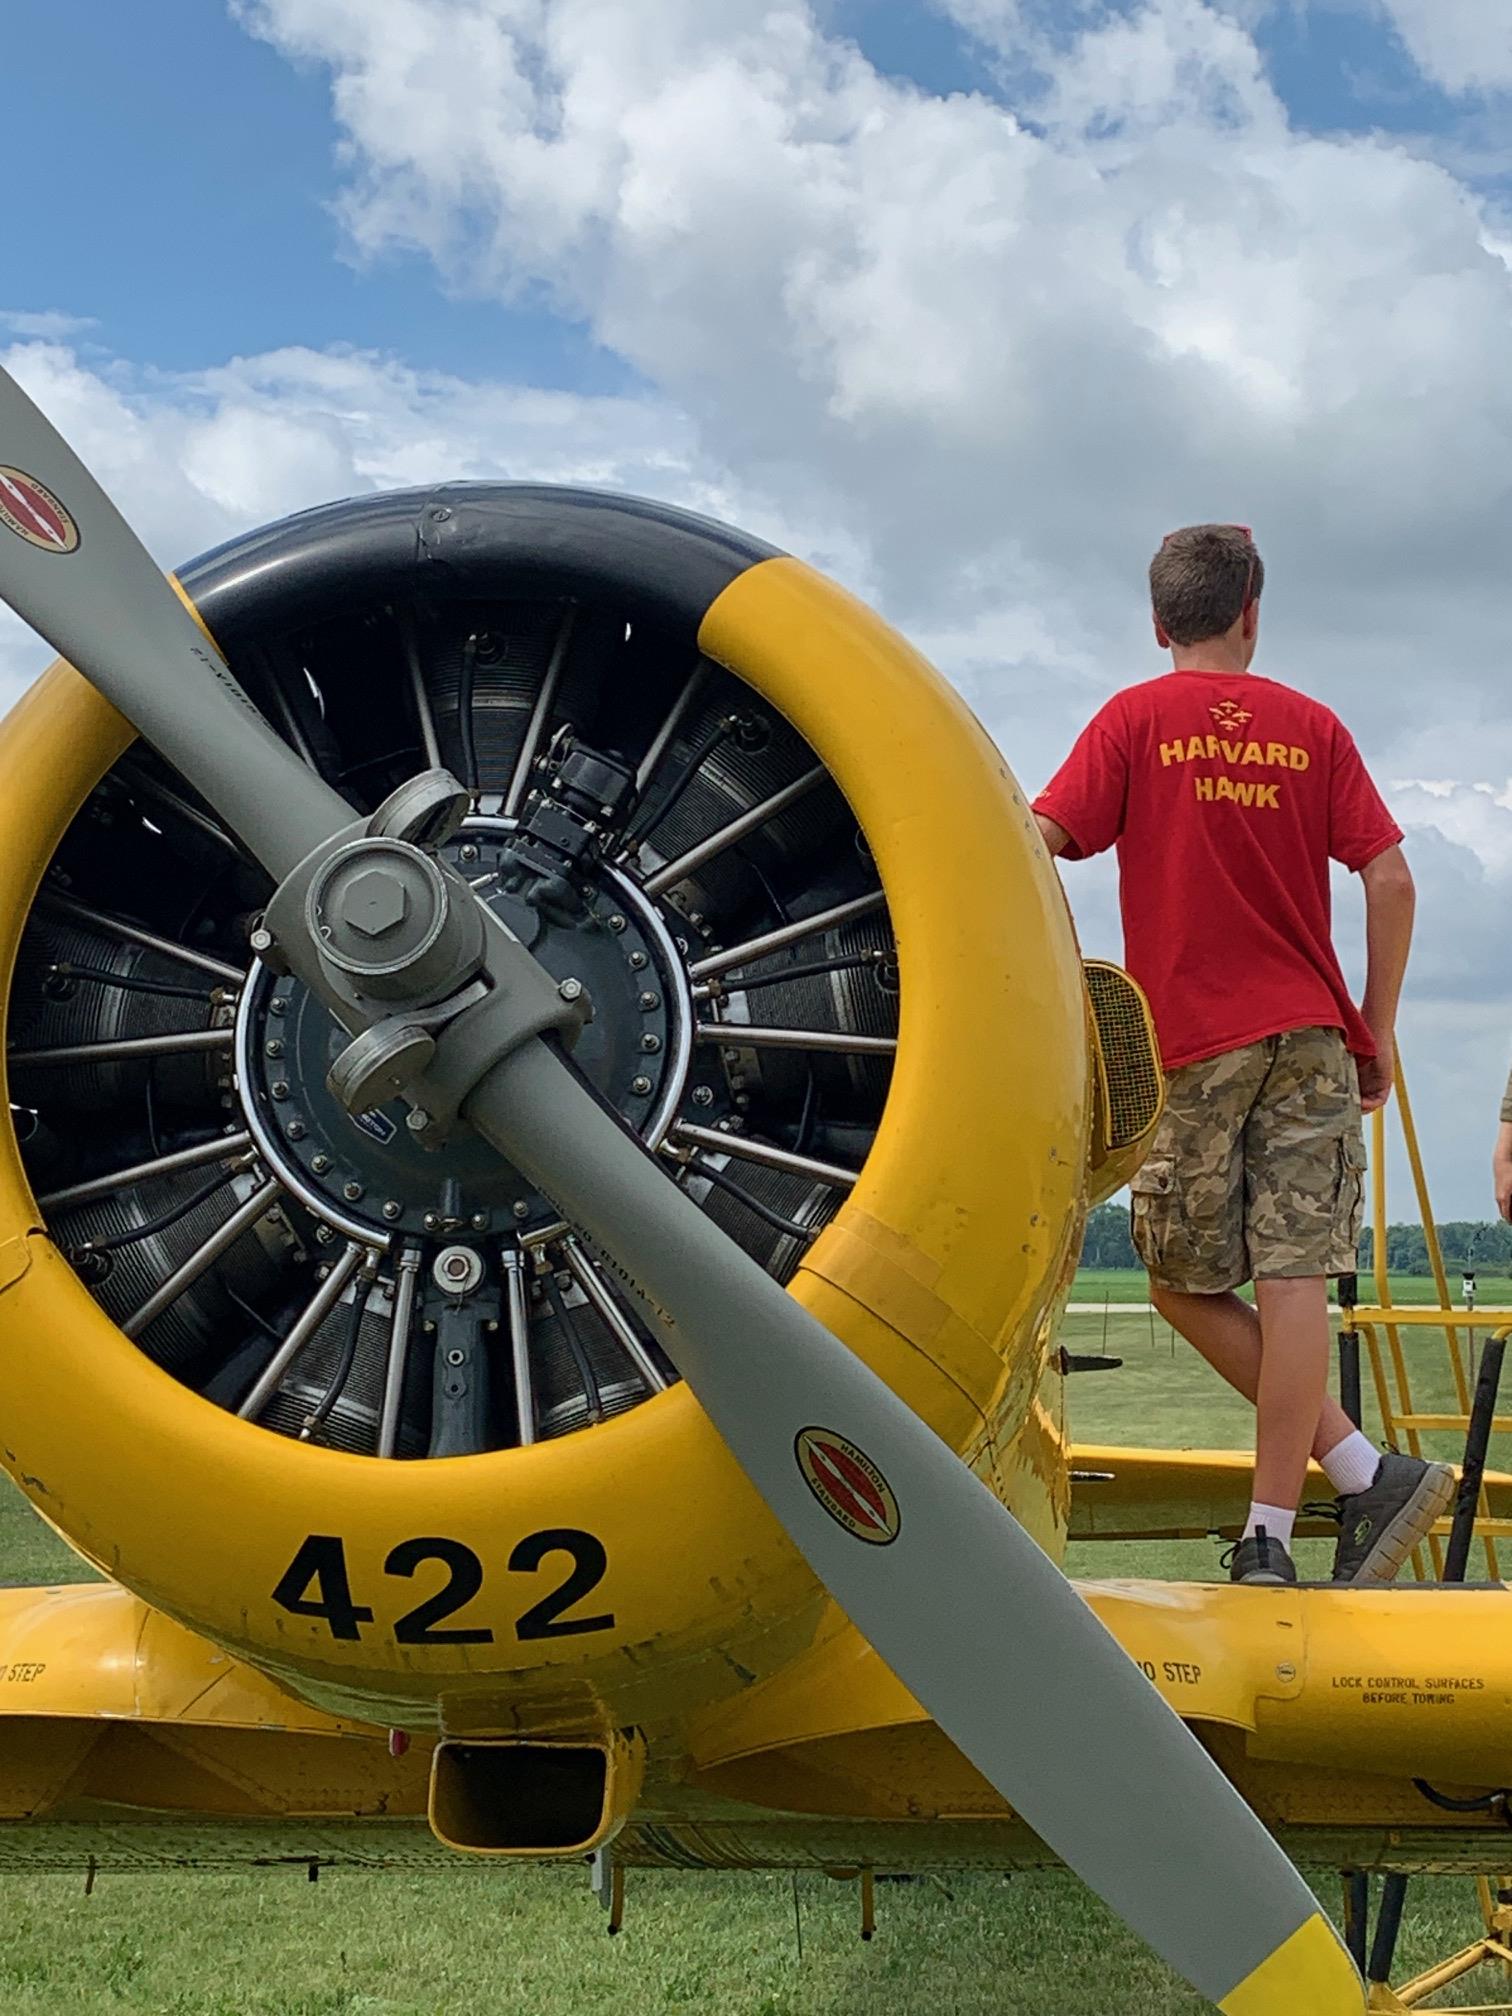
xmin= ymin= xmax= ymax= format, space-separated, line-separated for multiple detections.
xmin=1084 ymin=961 xmax=1162 ymax=1150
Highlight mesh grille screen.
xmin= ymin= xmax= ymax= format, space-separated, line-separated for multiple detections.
xmin=1084 ymin=961 xmax=1162 ymax=1148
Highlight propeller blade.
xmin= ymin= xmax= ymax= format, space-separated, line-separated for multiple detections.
xmin=0 ymin=366 xmax=347 ymax=882
xmin=461 ymin=1041 xmax=1361 ymax=2013
xmin=0 ymin=362 xmax=1362 ymax=2012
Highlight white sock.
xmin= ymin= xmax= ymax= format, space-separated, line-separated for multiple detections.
xmin=1243 ymin=1502 xmax=1296 ymax=1548
xmin=1320 ymin=1431 xmax=1381 ymax=1499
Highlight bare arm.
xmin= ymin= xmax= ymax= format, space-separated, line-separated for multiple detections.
xmin=1035 ymin=812 xmax=1070 ymax=858
xmin=1357 ymin=844 xmax=1415 ymax=1113
xmin=1495 ymin=1119 xmax=1512 ymax=1223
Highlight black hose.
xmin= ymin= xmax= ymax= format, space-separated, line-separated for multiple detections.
xmin=541 ymin=1266 xmax=605 ymax=1423
xmin=48 ymin=963 xmax=215 ymax=1003
xmin=620 ymin=716 xmax=733 ymax=851
xmin=301 ymin=1268 xmax=377 ymax=1441
xmin=687 ymin=1155 xmax=821 ymax=1245
xmin=71 ymin=1165 xmax=240 ymax=1253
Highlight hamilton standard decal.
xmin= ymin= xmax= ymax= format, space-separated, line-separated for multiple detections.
xmin=795 ymin=1427 xmax=901 ymax=1545
xmin=0 ymin=468 xmax=80 ymax=554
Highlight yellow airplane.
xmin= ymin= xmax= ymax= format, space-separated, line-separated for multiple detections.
xmin=0 ymin=366 xmax=1507 ymax=2016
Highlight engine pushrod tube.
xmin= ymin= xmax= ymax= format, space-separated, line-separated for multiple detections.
xmin=670 ymin=1121 xmax=857 ymax=1190
xmin=634 ymin=660 xmax=707 ymax=794
xmin=504 ymin=607 xmax=577 ymax=819
xmin=37 ymin=892 xmax=245 ymax=985
xmin=377 ymin=1246 xmax=423 ymax=1459
xmin=688 ymin=890 xmax=887 ymax=981
xmin=642 ymin=763 xmax=827 ymax=897
xmin=236 ymin=1240 xmax=367 ymax=1419
xmin=695 ymin=1023 xmax=896 ymax=1057
xmin=123 ymin=1177 xmax=283 ymax=1340
xmin=9 ymin=1027 xmax=235 ymax=1069
xmin=37 ymin=1130 xmax=254 ymax=1211
xmin=398 ymin=608 xmax=442 ymax=770
xmin=503 ymin=1245 xmax=536 ymax=1446
xmin=559 ymin=1233 xmax=669 ymax=1393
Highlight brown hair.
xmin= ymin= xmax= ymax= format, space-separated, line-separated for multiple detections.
xmin=1149 ymin=524 xmax=1264 ymax=645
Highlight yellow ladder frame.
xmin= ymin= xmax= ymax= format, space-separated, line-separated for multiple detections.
xmin=1343 ymin=1055 xmax=1512 ymax=2007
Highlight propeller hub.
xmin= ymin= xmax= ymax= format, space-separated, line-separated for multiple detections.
xmin=235 ymin=820 xmax=692 ymax=1248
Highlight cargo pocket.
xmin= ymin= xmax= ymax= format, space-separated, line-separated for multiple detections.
xmin=1331 ymin=1131 xmax=1367 ymax=1268
xmin=1129 ymin=1156 xmax=1179 ymax=1272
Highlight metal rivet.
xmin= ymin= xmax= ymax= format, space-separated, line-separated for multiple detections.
xmin=608 ymin=914 xmax=627 ymax=933
xmin=638 ymin=991 xmax=660 ymax=1012
xmin=286 ymin=1119 xmax=307 ymax=1141
xmin=343 ymin=1181 xmax=364 ymax=1202
xmin=459 ymin=843 xmax=479 ymax=862
xmin=470 ymin=1211 xmax=489 ymax=1232
xmin=628 ymin=950 xmax=648 ymax=970
xmin=269 ymin=997 xmax=288 ymax=1017
xmin=382 ymin=1200 xmax=402 ymax=1221
xmin=315 ymin=1224 xmax=336 ymax=1243
xmin=631 ymin=1075 xmax=652 ymax=1096
xmin=270 ymin=1081 xmax=290 ymax=1100
xmin=640 ymin=1033 xmax=661 ymax=1054
xmin=512 ymin=1200 xmax=531 ymax=1221
xmin=692 ymin=1085 xmax=714 ymax=1108
xmin=265 ymin=1038 xmax=284 ymax=1059
xmin=311 ymin=1153 xmax=332 ymax=1175
xmin=423 ymin=1211 xmax=442 ymax=1232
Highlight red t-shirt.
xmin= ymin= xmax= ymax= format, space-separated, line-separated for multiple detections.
xmin=1033 ymin=670 xmax=1403 ymax=1071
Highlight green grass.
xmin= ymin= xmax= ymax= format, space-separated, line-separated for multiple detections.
xmin=1075 ymin=1265 xmax=1512 ymax=1307
xmin=3 ymin=1330 xmax=1511 ymax=2010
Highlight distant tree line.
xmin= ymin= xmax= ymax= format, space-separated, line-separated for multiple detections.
xmin=1078 ymin=1202 xmax=1512 ymax=1274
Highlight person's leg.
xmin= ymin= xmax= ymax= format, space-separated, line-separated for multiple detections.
xmin=1251 ymin=1274 xmax=1332 ymax=1509
xmin=1244 ymin=1029 xmax=1453 ymax=1582
xmin=1149 ymin=1282 xmax=1358 ymax=1465
xmin=1130 ymin=1043 xmax=1298 ymax=1579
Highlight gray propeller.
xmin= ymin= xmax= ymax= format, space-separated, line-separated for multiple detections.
xmin=0 ymin=364 xmax=1361 ymax=2014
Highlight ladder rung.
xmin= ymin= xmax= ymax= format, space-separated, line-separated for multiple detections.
xmin=1349 ymin=1307 xmax=1512 ymax=1332
xmin=1393 ymin=1414 xmax=1512 ymax=1433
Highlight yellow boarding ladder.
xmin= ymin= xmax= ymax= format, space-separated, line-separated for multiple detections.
xmin=1342 ymin=1054 xmax=1512 ymax=2009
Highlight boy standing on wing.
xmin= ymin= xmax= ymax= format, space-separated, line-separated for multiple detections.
xmin=1034 ymin=524 xmax=1452 ymax=1586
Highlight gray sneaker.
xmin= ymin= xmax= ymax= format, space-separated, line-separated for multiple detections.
xmin=1331 ymin=1452 xmax=1456 ymax=1585
xmin=1223 ymin=1528 xmax=1298 ymax=1586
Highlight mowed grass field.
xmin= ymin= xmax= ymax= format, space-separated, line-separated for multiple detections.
xmin=1 ymin=1296 xmax=1510 ymax=2012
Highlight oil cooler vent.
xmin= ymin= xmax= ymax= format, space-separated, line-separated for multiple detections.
xmin=1083 ymin=960 xmax=1162 ymax=1150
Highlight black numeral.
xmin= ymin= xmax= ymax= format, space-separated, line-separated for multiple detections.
xmin=271 ymin=1535 xmax=374 ymax=1642
xmin=509 ymin=1528 xmax=614 ymax=1639
xmin=385 ymin=1537 xmax=495 ymax=1644
xmin=272 ymin=1529 xmax=612 ymax=1644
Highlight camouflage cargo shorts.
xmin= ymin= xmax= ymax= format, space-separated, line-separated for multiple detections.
xmin=1129 ymin=1026 xmax=1366 ymax=1295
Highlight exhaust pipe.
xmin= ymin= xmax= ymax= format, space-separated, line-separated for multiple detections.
xmin=428 ymin=1729 xmax=645 ymax=1857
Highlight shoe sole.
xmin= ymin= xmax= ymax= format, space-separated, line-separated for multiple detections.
xmin=1348 ymin=1466 xmax=1458 ymax=1587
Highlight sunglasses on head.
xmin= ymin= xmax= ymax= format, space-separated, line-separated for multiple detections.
xmin=1161 ymin=524 xmax=1256 ymax=613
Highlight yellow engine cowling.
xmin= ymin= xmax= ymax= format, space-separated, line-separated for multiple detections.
xmin=0 ymin=486 xmax=1136 ymax=1739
